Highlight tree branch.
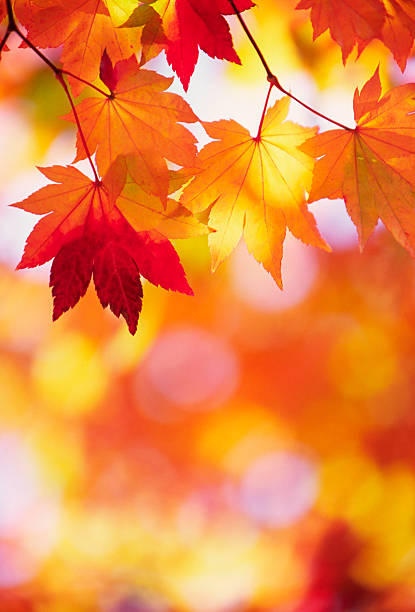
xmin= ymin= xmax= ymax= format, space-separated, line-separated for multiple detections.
xmin=227 ymin=0 xmax=353 ymax=131
xmin=5 ymin=0 xmax=17 ymax=31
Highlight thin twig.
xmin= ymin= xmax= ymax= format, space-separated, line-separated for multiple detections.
xmin=227 ymin=0 xmax=277 ymax=83
xmin=17 ymin=30 xmax=60 ymax=74
xmin=227 ymin=0 xmax=353 ymax=131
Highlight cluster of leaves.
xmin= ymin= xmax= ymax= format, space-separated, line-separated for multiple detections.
xmin=2 ymin=0 xmax=415 ymax=334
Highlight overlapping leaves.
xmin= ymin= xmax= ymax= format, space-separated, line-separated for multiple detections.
xmin=12 ymin=162 xmax=202 ymax=334
xmin=120 ymin=0 xmax=255 ymax=89
xmin=24 ymin=0 xmax=142 ymax=95
xmin=4 ymin=0 xmax=415 ymax=335
xmin=66 ymin=53 xmax=198 ymax=202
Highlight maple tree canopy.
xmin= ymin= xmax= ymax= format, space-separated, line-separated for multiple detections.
xmin=2 ymin=0 xmax=415 ymax=333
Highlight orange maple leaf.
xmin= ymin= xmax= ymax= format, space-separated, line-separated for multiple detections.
xmin=67 ymin=54 xmax=198 ymax=203
xmin=381 ymin=0 xmax=415 ymax=70
xmin=180 ymin=96 xmax=329 ymax=287
xmin=301 ymin=68 xmax=415 ymax=254
xmin=297 ymin=0 xmax=415 ymax=70
xmin=296 ymin=0 xmax=386 ymax=62
xmin=25 ymin=0 xmax=141 ymax=96
xmin=115 ymin=158 xmax=210 ymax=239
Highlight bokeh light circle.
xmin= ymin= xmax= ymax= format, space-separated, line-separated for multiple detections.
xmin=135 ymin=326 xmax=239 ymax=420
xmin=239 ymin=451 xmax=319 ymax=527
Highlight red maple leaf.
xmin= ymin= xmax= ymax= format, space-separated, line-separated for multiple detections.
xmin=13 ymin=164 xmax=194 ymax=334
xmin=147 ymin=0 xmax=255 ymax=90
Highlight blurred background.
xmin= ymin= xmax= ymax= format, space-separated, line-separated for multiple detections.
xmin=2 ymin=0 xmax=415 ymax=610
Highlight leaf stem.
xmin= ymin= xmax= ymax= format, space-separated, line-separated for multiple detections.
xmin=271 ymin=77 xmax=353 ymax=131
xmin=57 ymin=72 xmax=100 ymax=182
xmin=227 ymin=0 xmax=353 ymax=131
xmin=255 ymin=82 xmax=273 ymax=140
xmin=61 ymin=69 xmax=110 ymax=97
xmin=5 ymin=16 xmax=101 ymax=181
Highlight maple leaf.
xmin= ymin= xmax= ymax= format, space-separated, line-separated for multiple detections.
xmin=67 ymin=54 xmax=198 ymax=203
xmin=120 ymin=0 xmax=161 ymax=28
xmin=180 ymin=96 xmax=329 ymax=287
xmin=381 ymin=0 xmax=415 ymax=70
xmin=301 ymin=68 xmax=415 ymax=254
xmin=116 ymin=157 xmax=210 ymax=239
xmin=24 ymin=0 xmax=141 ymax=96
xmin=103 ymin=0 xmax=140 ymax=25
xmin=297 ymin=0 xmax=415 ymax=69
xmin=118 ymin=1 xmax=168 ymax=66
xmin=139 ymin=0 xmax=255 ymax=90
xmin=1 ymin=0 xmax=35 ymax=29
xmin=12 ymin=163 xmax=196 ymax=334
xmin=296 ymin=0 xmax=387 ymax=62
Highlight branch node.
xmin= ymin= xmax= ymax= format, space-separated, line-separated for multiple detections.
xmin=267 ymin=74 xmax=281 ymax=89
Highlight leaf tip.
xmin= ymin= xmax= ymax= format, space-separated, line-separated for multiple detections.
xmin=100 ymin=49 xmax=118 ymax=92
xmin=127 ymin=319 xmax=138 ymax=335
xmin=319 ymin=235 xmax=332 ymax=253
xmin=182 ymin=283 xmax=194 ymax=296
xmin=274 ymin=274 xmax=283 ymax=290
xmin=52 ymin=306 xmax=63 ymax=322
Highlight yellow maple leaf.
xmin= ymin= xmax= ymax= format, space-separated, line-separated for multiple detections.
xmin=180 ymin=96 xmax=329 ymax=286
